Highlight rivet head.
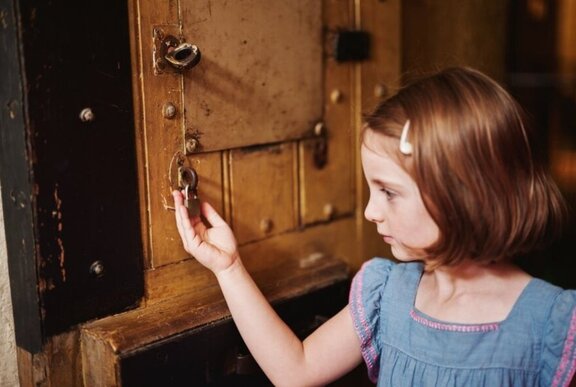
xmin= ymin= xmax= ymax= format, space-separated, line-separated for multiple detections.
xmin=260 ymin=218 xmax=273 ymax=233
xmin=89 ymin=260 xmax=105 ymax=278
xmin=323 ymin=203 xmax=335 ymax=219
xmin=79 ymin=108 xmax=95 ymax=122
xmin=185 ymin=138 xmax=199 ymax=154
xmin=330 ymin=89 xmax=343 ymax=104
xmin=374 ymin=84 xmax=388 ymax=99
xmin=314 ymin=122 xmax=326 ymax=136
xmin=163 ymin=102 xmax=177 ymax=119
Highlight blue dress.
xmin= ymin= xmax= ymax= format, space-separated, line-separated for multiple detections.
xmin=349 ymin=258 xmax=576 ymax=386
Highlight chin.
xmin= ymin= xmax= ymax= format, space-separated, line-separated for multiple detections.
xmin=390 ymin=246 xmax=420 ymax=262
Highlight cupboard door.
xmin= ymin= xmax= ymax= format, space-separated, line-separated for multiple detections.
xmin=136 ymin=0 xmax=356 ymax=272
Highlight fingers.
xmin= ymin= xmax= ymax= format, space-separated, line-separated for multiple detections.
xmin=172 ymin=191 xmax=229 ymax=252
xmin=201 ymin=201 xmax=228 ymax=227
xmin=172 ymin=190 xmax=190 ymax=247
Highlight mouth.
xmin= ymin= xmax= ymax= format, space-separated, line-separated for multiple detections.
xmin=380 ymin=234 xmax=394 ymax=244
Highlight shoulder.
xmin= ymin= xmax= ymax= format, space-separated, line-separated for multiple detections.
xmin=545 ymin=287 xmax=576 ymax=343
xmin=348 ymin=258 xmax=416 ymax=382
xmin=349 ymin=258 xmax=421 ymax=321
xmin=356 ymin=257 xmax=395 ymax=282
xmin=354 ymin=257 xmax=420 ymax=283
xmin=539 ymin=285 xmax=576 ymax=387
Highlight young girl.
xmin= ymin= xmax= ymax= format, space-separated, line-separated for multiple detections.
xmin=173 ymin=67 xmax=576 ymax=386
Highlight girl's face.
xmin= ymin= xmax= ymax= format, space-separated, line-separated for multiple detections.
xmin=361 ymin=139 xmax=440 ymax=261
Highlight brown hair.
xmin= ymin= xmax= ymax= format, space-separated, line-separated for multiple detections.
xmin=364 ymin=67 xmax=567 ymax=267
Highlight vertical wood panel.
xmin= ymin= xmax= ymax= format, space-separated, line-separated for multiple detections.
xmin=133 ymin=0 xmax=182 ymax=268
xmin=0 ymin=0 xmax=43 ymax=353
xmin=229 ymin=143 xmax=297 ymax=245
xmin=299 ymin=0 xmax=355 ymax=226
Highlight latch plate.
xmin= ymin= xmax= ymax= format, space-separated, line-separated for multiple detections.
xmin=333 ymin=30 xmax=371 ymax=62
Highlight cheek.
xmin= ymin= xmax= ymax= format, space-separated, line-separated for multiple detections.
xmin=414 ymin=212 xmax=439 ymax=247
xmin=396 ymin=205 xmax=439 ymax=248
xmin=417 ymin=215 xmax=440 ymax=246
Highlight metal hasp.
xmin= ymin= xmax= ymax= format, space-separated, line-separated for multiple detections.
xmin=154 ymin=28 xmax=201 ymax=73
xmin=165 ymin=42 xmax=201 ymax=70
xmin=333 ymin=30 xmax=371 ymax=62
xmin=313 ymin=122 xmax=328 ymax=169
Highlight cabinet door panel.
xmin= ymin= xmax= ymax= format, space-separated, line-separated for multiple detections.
xmin=182 ymin=0 xmax=323 ymax=151
xmin=299 ymin=0 xmax=355 ymax=225
xmin=229 ymin=143 xmax=297 ymax=244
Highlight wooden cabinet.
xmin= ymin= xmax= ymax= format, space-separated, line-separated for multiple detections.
xmin=1 ymin=0 xmax=400 ymax=385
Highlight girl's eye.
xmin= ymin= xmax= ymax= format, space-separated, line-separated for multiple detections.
xmin=381 ymin=188 xmax=396 ymax=200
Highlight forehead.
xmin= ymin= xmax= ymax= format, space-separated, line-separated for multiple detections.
xmin=360 ymin=142 xmax=414 ymax=186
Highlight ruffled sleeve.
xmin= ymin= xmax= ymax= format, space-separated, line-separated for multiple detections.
xmin=349 ymin=258 xmax=395 ymax=383
xmin=540 ymin=290 xmax=576 ymax=387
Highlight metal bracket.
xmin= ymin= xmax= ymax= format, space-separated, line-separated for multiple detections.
xmin=312 ymin=122 xmax=328 ymax=169
xmin=153 ymin=27 xmax=201 ymax=74
xmin=333 ymin=30 xmax=371 ymax=62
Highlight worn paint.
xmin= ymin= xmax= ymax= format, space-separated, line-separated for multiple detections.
xmin=0 ymin=9 xmax=9 ymax=29
xmin=52 ymin=184 xmax=66 ymax=282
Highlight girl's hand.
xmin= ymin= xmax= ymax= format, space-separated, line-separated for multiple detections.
xmin=172 ymin=190 xmax=239 ymax=274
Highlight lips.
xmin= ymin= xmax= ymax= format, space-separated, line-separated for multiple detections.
xmin=381 ymin=235 xmax=394 ymax=244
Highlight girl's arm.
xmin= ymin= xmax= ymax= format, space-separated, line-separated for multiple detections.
xmin=173 ymin=191 xmax=363 ymax=386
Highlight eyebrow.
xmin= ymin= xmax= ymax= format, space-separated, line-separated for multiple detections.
xmin=370 ymin=178 xmax=404 ymax=191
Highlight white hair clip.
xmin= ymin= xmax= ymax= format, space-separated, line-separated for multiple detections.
xmin=399 ymin=119 xmax=413 ymax=155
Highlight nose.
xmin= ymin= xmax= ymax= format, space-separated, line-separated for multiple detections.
xmin=364 ymin=195 xmax=384 ymax=223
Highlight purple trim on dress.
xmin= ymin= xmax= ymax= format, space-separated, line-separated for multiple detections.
xmin=349 ymin=263 xmax=380 ymax=383
xmin=552 ymin=307 xmax=576 ymax=387
xmin=409 ymin=309 xmax=500 ymax=332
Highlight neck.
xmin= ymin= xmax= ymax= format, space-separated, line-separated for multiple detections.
xmin=416 ymin=259 xmax=533 ymax=323
xmin=426 ymin=260 xmax=525 ymax=297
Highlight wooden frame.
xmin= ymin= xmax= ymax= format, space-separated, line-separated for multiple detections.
xmin=0 ymin=0 xmax=144 ymax=352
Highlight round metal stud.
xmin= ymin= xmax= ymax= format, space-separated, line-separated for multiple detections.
xmin=89 ymin=260 xmax=105 ymax=278
xmin=185 ymin=138 xmax=199 ymax=154
xmin=260 ymin=218 xmax=273 ymax=233
xmin=163 ymin=102 xmax=177 ymax=119
xmin=79 ymin=107 xmax=95 ymax=122
xmin=330 ymin=89 xmax=343 ymax=104
xmin=323 ymin=203 xmax=335 ymax=219
xmin=314 ymin=122 xmax=326 ymax=136
xmin=374 ymin=84 xmax=388 ymax=99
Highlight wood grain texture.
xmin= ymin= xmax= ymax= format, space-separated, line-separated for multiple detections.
xmin=299 ymin=0 xmax=355 ymax=226
xmin=229 ymin=143 xmax=297 ymax=244
xmin=83 ymin=257 xmax=348 ymax=362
